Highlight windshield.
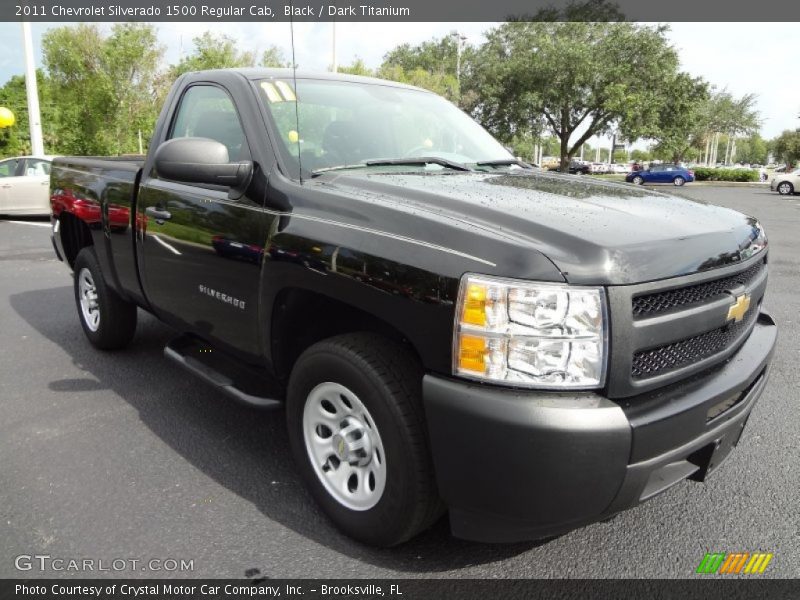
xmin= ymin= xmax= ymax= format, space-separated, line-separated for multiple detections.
xmin=257 ymin=77 xmax=513 ymax=178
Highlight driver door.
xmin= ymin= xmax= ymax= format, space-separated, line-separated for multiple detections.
xmin=138 ymin=83 xmax=273 ymax=358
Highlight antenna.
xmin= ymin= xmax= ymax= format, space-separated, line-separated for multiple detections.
xmin=289 ymin=7 xmax=302 ymax=183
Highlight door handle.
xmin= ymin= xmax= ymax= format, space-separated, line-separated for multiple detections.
xmin=145 ymin=206 xmax=172 ymax=223
xmin=1 ymin=184 xmax=11 ymax=189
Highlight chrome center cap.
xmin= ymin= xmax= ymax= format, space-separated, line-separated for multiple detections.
xmin=334 ymin=418 xmax=373 ymax=467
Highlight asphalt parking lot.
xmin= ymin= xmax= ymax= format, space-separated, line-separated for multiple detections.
xmin=1 ymin=185 xmax=798 ymax=579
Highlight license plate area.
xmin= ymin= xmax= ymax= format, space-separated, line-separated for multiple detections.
xmin=688 ymin=418 xmax=748 ymax=482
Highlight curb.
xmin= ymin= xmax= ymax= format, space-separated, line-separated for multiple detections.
xmin=689 ymin=181 xmax=769 ymax=188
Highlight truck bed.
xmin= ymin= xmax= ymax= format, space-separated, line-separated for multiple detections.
xmin=51 ymin=155 xmax=146 ymax=305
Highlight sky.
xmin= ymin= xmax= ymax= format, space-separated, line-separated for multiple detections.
xmin=0 ymin=21 xmax=797 ymax=144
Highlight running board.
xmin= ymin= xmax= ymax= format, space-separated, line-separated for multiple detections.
xmin=164 ymin=335 xmax=283 ymax=410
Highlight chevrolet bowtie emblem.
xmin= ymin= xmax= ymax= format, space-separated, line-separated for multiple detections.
xmin=727 ymin=293 xmax=751 ymax=323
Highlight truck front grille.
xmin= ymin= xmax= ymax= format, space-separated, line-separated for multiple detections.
xmin=605 ymin=254 xmax=769 ymax=398
xmin=631 ymin=307 xmax=758 ymax=379
xmin=632 ymin=259 xmax=765 ymax=318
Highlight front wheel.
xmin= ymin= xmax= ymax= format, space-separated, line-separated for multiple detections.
xmin=777 ymin=181 xmax=794 ymax=195
xmin=673 ymin=176 xmax=686 ymax=186
xmin=287 ymin=333 xmax=443 ymax=546
xmin=73 ymin=247 xmax=137 ymax=349
xmin=632 ymin=175 xmax=644 ymax=185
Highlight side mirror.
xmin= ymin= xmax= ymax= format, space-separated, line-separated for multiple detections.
xmin=154 ymin=137 xmax=252 ymax=189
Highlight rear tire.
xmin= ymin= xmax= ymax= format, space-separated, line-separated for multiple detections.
xmin=673 ymin=176 xmax=686 ymax=186
xmin=777 ymin=181 xmax=794 ymax=195
xmin=287 ymin=333 xmax=443 ymax=546
xmin=73 ymin=247 xmax=137 ymax=350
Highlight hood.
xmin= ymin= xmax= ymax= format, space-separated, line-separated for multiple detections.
xmin=314 ymin=169 xmax=765 ymax=285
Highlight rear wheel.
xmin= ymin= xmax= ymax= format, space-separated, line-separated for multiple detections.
xmin=673 ymin=176 xmax=686 ymax=186
xmin=287 ymin=333 xmax=443 ymax=546
xmin=73 ymin=247 xmax=137 ymax=349
xmin=777 ymin=181 xmax=794 ymax=195
xmin=632 ymin=175 xmax=644 ymax=185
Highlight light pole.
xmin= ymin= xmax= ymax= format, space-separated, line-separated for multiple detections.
xmin=450 ymin=31 xmax=467 ymax=95
xmin=331 ymin=21 xmax=337 ymax=73
xmin=21 ymin=22 xmax=44 ymax=157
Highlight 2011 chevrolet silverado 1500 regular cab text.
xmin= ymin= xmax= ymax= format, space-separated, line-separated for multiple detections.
xmin=50 ymin=69 xmax=777 ymax=546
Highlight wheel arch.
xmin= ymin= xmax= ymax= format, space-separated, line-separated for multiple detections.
xmin=269 ymin=287 xmax=428 ymax=384
xmin=58 ymin=212 xmax=94 ymax=269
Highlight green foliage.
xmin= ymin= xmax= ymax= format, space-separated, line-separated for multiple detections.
xmin=260 ymin=46 xmax=290 ymax=68
xmin=649 ymin=73 xmax=710 ymax=162
xmin=692 ymin=167 xmax=758 ymax=182
xmin=337 ymin=59 xmax=374 ymax=77
xmin=0 ymin=70 xmax=56 ymax=156
xmin=42 ymin=23 xmax=164 ymax=155
xmin=630 ymin=149 xmax=652 ymax=162
xmin=377 ymin=65 xmax=459 ymax=101
xmin=170 ymin=32 xmax=256 ymax=77
xmin=380 ymin=36 xmax=466 ymax=103
xmin=771 ymin=130 xmax=800 ymax=167
xmin=467 ymin=21 xmax=683 ymax=170
xmin=734 ymin=133 xmax=768 ymax=164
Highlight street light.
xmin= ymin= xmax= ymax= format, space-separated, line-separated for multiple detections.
xmin=450 ymin=31 xmax=467 ymax=94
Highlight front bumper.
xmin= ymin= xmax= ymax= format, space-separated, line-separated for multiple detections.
xmin=423 ymin=311 xmax=777 ymax=543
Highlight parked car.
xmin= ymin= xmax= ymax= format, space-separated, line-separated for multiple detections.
xmin=0 ymin=155 xmax=54 ymax=216
xmin=50 ymin=69 xmax=776 ymax=547
xmin=625 ymin=163 xmax=695 ymax=186
xmin=611 ymin=163 xmax=631 ymax=174
xmin=770 ymin=169 xmax=800 ymax=195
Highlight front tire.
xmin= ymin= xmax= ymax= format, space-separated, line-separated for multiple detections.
xmin=632 ymin=175 xmax=644 ymax=185
xmin=777 ymin=181 xmax=794 ymax=195
xmin=73 ymin=247 xmax=137 ymax=349
xmin=287 ymin=333 xmax=443 ymax=546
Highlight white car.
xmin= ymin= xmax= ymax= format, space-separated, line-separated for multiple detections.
xmin=0 ymin=155 xmax=54 ymax=216
xmin=611 ymin=163 xmax=631 ymax=174
xmin=770 ymin=168 xmax=800 ymax=195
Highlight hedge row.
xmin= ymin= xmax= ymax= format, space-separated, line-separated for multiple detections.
xmin=692 ymin=168 xmax=759 ymax=182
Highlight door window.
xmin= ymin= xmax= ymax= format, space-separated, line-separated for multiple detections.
xmin=0 ymin=158 xmax=20 ymax=178
xmin=169 ymin=85 xmax=248 ymax=162
xmin=23 ymin=159 xmax=51 ymax=176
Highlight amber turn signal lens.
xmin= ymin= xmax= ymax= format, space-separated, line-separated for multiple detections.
xmin=462 ymin=283 xmax=487 ymax=326
xmin=457 ymin=334 xmax=488 ymax=373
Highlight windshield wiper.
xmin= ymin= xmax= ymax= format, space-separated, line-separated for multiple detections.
xmin=310 ymin=164 xmax=370 ymax=177
xmin=475 ymin=159 xmax=535 ymax=169
xmin=364 ymin=157 xmax=473 ymax=172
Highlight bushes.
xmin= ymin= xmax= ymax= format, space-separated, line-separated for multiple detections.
xmin=692 ymin=167 xmax=759 ymax=182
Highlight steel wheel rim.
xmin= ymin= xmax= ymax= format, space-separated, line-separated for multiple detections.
xmin=302 ymin=382 xmax=387 ymax=511
xmin=78 ymin=267 xmax=100 ymax=332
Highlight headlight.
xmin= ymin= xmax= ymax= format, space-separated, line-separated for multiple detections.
xmin=453 ymin=274 xmax=607 ymax=389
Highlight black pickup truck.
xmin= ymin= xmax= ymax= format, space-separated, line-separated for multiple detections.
xmin=50 ymin=68 xmax=777 ymax=546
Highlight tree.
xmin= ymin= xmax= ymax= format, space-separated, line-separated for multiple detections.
xmin=734 ymin=133 xmax=768 ymax=164
xmin=468 ymin=20 xmax=686 ymax=170
xmin=649 ymin=73 xmax=710 ymax=163
xmin=337 ymin=58 xmax=374 ymax=77
xmin=42 ymin=23 xmax=164 ymax=155
xmin=379 ymin=36 xmax=467 ymax=103
xmin=171 ymin=32 xmax=256 ymax=77
xmin=0 ymin=71 xmax=57 ymax=156
xmin=260 ymin=46 xmax=290 ymax=68
xmin=771 ymin=130 xmax=800 ymax=167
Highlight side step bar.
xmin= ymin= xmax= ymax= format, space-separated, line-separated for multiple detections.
xmin=164 ymin=334 xmax=283 ymax=410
